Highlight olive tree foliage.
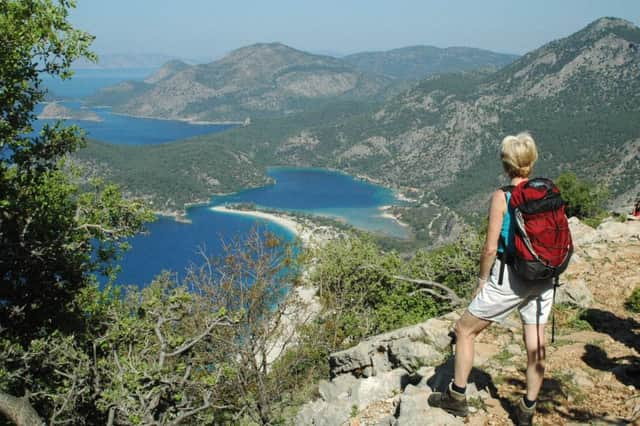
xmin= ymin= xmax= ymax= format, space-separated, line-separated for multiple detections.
xmin=93 ymin=277 xmax=236 ymax=426
xmin=184 ymin=228 xmax=303 ymax=425
xmin=0 ymin=0 xmax=153 ymax=424
xmin=0 ymin=227 xmax=302 ymax=426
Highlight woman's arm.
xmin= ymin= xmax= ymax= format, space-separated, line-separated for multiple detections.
xmin=477 ymin=190 xmax=507 ymax=286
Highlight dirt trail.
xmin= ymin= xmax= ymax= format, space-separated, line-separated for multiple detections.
xmin=467 ymin=219 xmax=640 ymax=425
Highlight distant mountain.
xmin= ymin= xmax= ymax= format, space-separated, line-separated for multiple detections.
xmin=83 ymin=17 xmax=640 ymax=229
xmin=330 ymin=17 xmax=640 ymax=211
xmin=343 ymin=46 xmax=519 ymax=80
xmin=87 ymin=43 xmax=394 ymax=122
xmin=144 ymin=60 xmax=191 ymax=84
xmin=73 ymin=53 xmax=201 ymax=69
xmin=209 ymin=17 xmax=640 ymax=212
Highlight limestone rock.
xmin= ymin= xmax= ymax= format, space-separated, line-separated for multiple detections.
xmin=318 ymin=374 xmax=358 ymax=402
xmin=377 ymin=415 xmax=399 ymax=426
xmin=387 ymin=338 xmax=445 ymax=373
xmin=570 ymin=217 xmax=640 ymax=246
xmin=329 ymin=317 xmax=455 ymax=378
xmin=556 ymin=278 xmax=593 ymax=308
xmin=352 ymin=368 xmax=410 ymax=409
xmin=596 ymin=219 xmax=640 ymax=242
xmin=569 ymin=217 xmax=598 ymax=246
xmin=294 ymin=399 xmax=354 ymax=426
xmin=330 ymin=342 xmax=373 ymax=378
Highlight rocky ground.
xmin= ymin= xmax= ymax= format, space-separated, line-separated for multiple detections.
xmin=296 ymin=218 xmax=640 ymax=425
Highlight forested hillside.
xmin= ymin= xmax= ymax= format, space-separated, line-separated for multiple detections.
xmin=75 ymin=138 xmax=269 ymax=215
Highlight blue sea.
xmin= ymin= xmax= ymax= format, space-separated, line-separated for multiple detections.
xmin=39 ymin=69 xmax=409 ymax=286
xmin=34 ymin=101 xmax=235 ymax=145
xmin=39 ymin=69 xmax=234 ymax=145
xmin=42 ymin=68 xmax=154 ymax=99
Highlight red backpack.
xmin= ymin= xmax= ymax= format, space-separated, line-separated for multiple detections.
xmin=507 ymin=178 xmax=573 ymax=282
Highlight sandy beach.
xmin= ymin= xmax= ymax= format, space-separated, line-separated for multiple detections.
xmin=210 ymin=205 xmax=303 ymax=237
xmin=378 ymin=205 xmax=409 ymax=228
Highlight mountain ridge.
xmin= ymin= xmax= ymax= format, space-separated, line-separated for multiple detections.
xmin=291 ymin=16 xmax=640 ymax=214
xmin=343 ymin=45 xmax=518 ymax=80
xmin=88 ymin=43 xmax=394 ymax=122
xmin=87 ymin=41 xmax=521 ymax=122
xmin=81 ymin=17 xmax=640 ymax=237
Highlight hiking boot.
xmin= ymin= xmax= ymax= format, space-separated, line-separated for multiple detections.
xmin=514 ymin=397 xmax=536 ymax=426
xmin=427 ymin=382 xmax=469 ymax=417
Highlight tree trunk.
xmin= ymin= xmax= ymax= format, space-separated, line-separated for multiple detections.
xmin=0 ymin=391 xmax=44 ymax=426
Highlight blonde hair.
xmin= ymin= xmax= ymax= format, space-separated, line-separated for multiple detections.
xmin=501 ymin=132 xmax=538 ymax=178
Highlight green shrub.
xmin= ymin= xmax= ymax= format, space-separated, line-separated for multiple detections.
xmin=308 ymin=230 xmax=482 ymax=344
xmin=554 ymin=303 xmax=593 ymax=333
xmin=625 ymin=286 xmax=640 ymax=313
xmin=556 ymin=172 xmax=608 ymax=222
xmin=309 ymin=235 xmax=441 ymax=341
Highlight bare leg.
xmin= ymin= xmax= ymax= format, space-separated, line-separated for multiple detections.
xmin=523 ymin=323 xmax=546 ymax=401
xmin=453 ymin=310 xmax=492 ymax=388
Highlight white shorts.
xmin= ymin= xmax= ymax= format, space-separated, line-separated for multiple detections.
xmin=468 ymin=258 xmax=554 ymax=325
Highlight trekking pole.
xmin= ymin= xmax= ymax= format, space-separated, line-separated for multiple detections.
xmin=551 ymin=275 xmax=559 ymax=343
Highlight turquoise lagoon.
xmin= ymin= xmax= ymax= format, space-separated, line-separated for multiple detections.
xmin=116 ymin=168 xmax=408 ymax=286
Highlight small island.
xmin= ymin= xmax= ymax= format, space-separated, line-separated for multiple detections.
xmin=39 ymin=102 xmax=103 ymax=122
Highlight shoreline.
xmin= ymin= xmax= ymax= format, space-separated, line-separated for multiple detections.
xmin=41 ymin=100 xmax=243 ymax=126
xmin=142 ymin=169 xmax=415 ymax=241
xmin=153 ymin=199 xmax=212 ymax=224
xmin=210 ymin=205 xmax=303 ymax=239
xmin=378 ymin=205 xmax=410 ymax=228
xmin=353 ymin=172 xmax=419 ymax=204
xmin=107 ymin=110 xmax=244 ymax=126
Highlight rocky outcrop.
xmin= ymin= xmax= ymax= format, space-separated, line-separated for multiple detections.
xmin=555 ymin=277 xmax=593 ymax=308
xmin=328 ymin=315 xmax=455 ymax=379
xmin=296 ymin=218 xmax=640 ymax=425
xmin=296 ymin=313 xmax=467 ymax=425
xmin=569 ymin=216 xmax=640 ymax=246
xmin=296 ymin=309 xmax=506 ymax=425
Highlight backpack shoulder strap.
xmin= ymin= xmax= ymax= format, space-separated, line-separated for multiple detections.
xmin=497 ymin=185 xmax=515 ymax=286
xmin=500 ymin=185 xmax=515 ymax=194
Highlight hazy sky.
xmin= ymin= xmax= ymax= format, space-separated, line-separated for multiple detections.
xmin=71 ymin=0 xmax=640 ymax=60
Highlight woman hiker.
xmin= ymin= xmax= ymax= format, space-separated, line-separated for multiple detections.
xmin=428 ymin=132 xmax=553 ymax=426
